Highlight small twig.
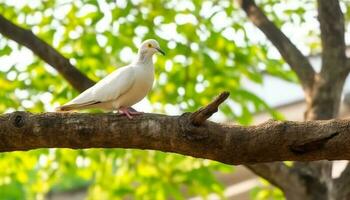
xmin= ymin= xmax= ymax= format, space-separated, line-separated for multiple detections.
xmin=190 ymin=91 xmax=230 ymax=126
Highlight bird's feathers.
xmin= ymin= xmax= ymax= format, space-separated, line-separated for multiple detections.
xmin=57 ymin=39 xmax=162 ymax=113
xmin=57 ymin=101 xmax=101 ymax=111
xmin=57 ymin=65 xmax=135 ymax=111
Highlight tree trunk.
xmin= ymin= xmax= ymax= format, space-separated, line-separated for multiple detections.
xmin=237 ymin=0 xmax=348 ymax=199
xmin=297 ymin=0 xmax=347 ymax=198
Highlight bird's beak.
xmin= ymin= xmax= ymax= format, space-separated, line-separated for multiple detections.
xmin=155 ymin=47 xmax=165 ymax=55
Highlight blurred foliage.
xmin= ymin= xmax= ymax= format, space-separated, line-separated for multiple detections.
xmin=0 ymin=0 xmax=348 ymax=199
xmin=250 ymin=179 xmax=284 ymax=200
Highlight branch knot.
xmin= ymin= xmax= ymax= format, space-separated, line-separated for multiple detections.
xmin=179 ymin=113 xmax=209 ymax=140
xmin=10 ymin=111 xmax=28 ymax=128
xmin=190 ymin=91 xmax=230 ymax=126
xmin=178 ymin=92 xmax=230 ymax=141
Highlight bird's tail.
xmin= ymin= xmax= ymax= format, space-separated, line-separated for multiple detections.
xmin=56 ymin=101 xmax=100 ymax=112
xmin=55 ymin=104 xmax=77 ymax=112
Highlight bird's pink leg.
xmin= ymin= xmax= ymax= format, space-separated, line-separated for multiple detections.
xmin=127 ymin=107 xmax=144 ymax=115
xmin=119 ymin=107 xmax=133 ymax=119
xmin=118 ymin=107 xmax=143 ymax=119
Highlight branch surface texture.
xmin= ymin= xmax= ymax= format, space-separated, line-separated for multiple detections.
xmin=1 ymin=110 xmax=348 ymax=165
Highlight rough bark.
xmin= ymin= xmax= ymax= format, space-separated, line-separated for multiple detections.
xmin=190 ymin=92 xmax=229 ymax=126
xmin=236 ymin=0 xmax=319 ymax=196
xmin=305 ymin=0 xmax=347 ymax=120
xmin=317 ymin=0 xmax=346 ymax=74
xmin=237 ymin=0 xmax=348 ymax=199
xmin=0 ymin=1 xmax=348 ymax=199
xmin=334 ymin=164 xmax=350 ymax=200
xmin=0 ymin=14 xmax=95 ymax=92
xmin=2 ymin=111 xmax=350 ymax=164
xmin=298 ymin=1 xmax=347 ymax=199
xmin=291 ymin=161 xmax=332 ymax=200
xmin=246 ymin=163 xmax=309 ymax=200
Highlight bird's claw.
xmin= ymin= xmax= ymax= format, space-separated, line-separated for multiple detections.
xmin=118 ymin=107 xmax=143 ymax=119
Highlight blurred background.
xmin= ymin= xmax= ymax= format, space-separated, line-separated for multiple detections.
xmin=0 ymin=0 xmax=349 ymax=199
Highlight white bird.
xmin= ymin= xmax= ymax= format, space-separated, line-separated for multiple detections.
xmin=57 ymin=39 xmax=165 ymax=119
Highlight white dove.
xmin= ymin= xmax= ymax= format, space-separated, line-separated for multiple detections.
xmin=57 ymin=39 xmax=165 ymax=119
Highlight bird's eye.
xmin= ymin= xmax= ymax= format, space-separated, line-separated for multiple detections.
xmin=148 ymin=44 xmax=152 ymax=48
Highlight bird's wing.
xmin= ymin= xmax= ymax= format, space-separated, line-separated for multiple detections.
xmin=62 ymin=65 xmax=136 ymax=106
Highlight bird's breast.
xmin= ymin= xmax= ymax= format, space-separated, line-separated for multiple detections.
xmin=134 ymin=66 xmax=154 ymax=91
xmin=115 ymin=66 xmax=154 ymax=108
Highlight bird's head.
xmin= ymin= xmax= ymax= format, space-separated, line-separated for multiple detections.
xmin=138 ymin=39 xmax=165 ymax=57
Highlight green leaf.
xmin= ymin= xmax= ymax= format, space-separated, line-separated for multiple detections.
xmin=0 ymin=45 xmax=12 ymax=56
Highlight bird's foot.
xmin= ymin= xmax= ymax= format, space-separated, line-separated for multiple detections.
xmin=118 ymin=107 xmax=143 ymax=119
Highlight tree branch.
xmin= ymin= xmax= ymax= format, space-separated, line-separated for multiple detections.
xmin=236 ymin=0 xmax=319 ymax=192
xmin=190 ymin=91 xmax=229 ymax=126
xmin=305 ymin=0 xmax=347 ymax=120
xmin=317 ymin=0 xmax=347 ymax=74
xmin=1 ymin=111 xmax=350 ymax=164
xmin=0 ymin=14 xmax=95 ymax=92
xmin=247 ymin=163 xmax=309 ymax=200
xmin=334 ymin=162 xmax=350 ymax=199
xmin=237 ymin=0 xmax=315 ymax=91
